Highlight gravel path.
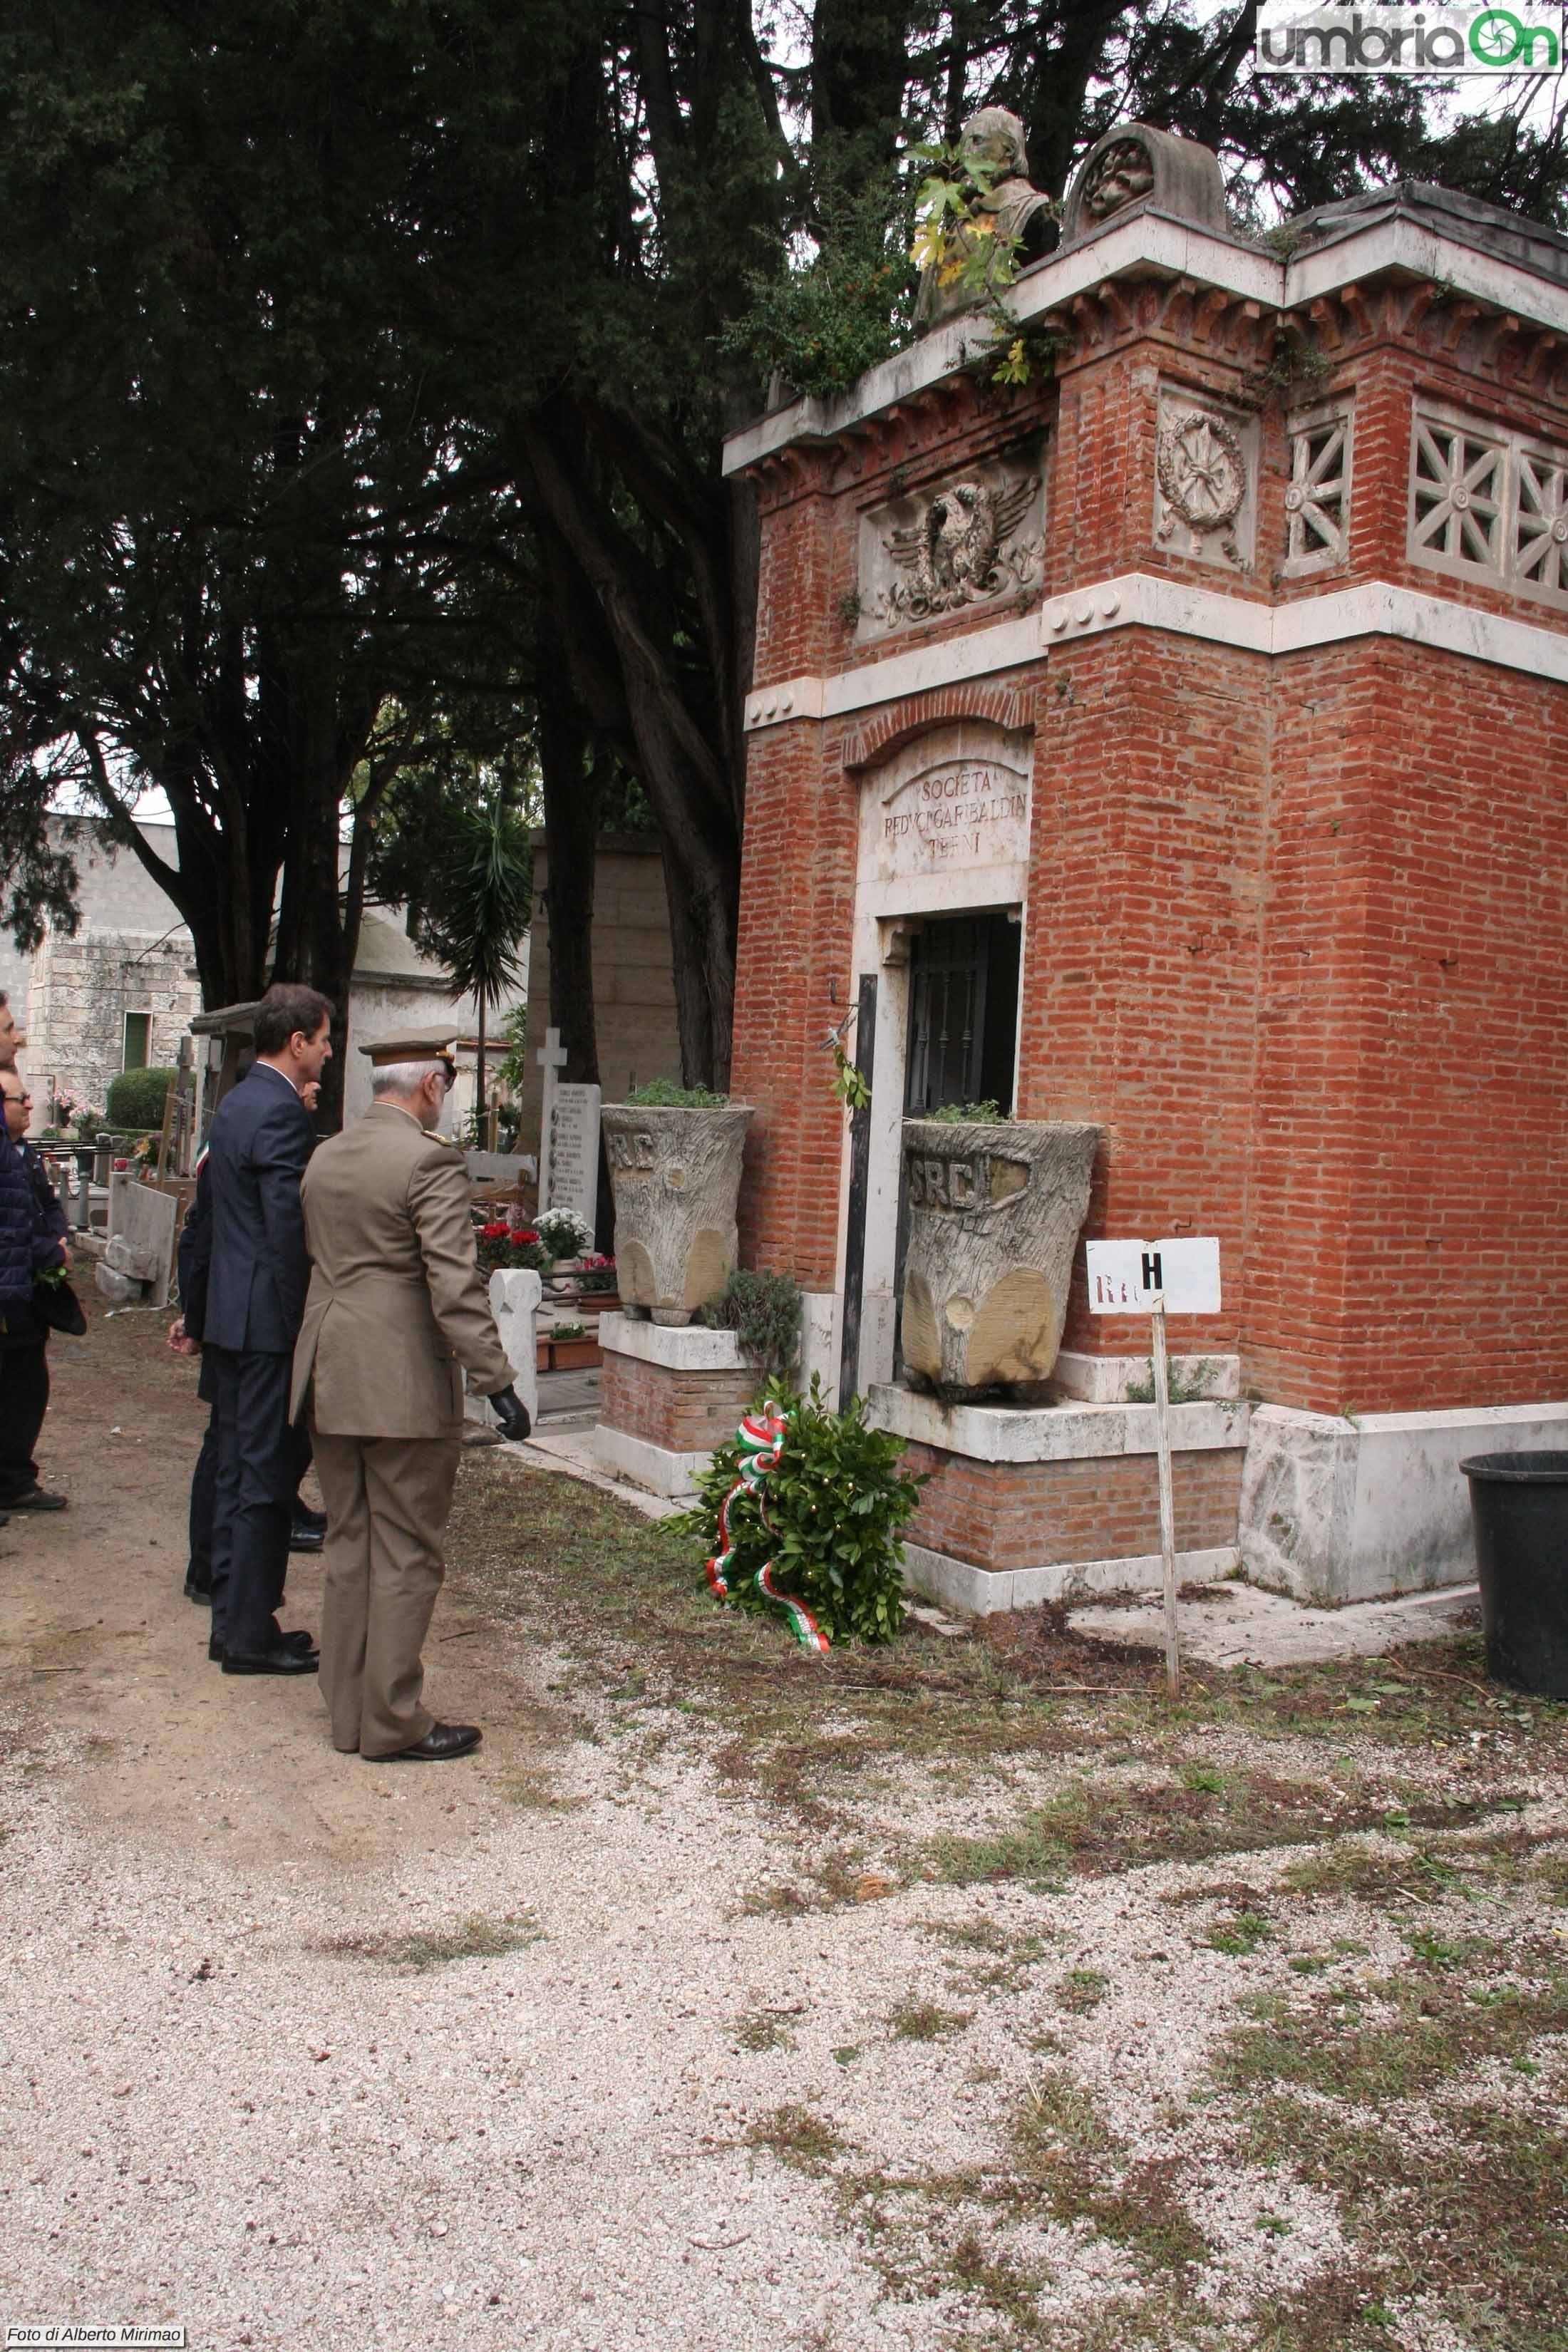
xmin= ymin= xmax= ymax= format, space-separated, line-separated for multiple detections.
xmin=1 ymin=1301 xmax=1562 ymax=2352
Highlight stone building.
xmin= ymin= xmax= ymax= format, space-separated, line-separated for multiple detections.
xmin=596 ymin=128 xmax=1568 ymax=1609
xmin=0 ymin=822 xmax=201 ymax=1125
xmin=4 ymin=815 xmax=519 ymax=1134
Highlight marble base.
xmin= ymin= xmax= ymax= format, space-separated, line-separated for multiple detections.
xmin=593 ymin=1422 xmax=709 ymax=1500
xmin=1239 ymin=1399 xmax=1568 ymax=1605
xmin=902 ymin=1541 xmax=1238 ymax=1616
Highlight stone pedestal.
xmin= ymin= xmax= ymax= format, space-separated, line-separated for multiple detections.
xmin=594 ymin=1312 xmax=760 ymax=1496
xmin=867 ymin=1382 xmax=1248 ymax=1613
xmin=1239 ymin=1400 xmax=1568 ymax=1606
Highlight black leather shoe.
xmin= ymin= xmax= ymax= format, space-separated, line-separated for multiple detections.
xmin=210 ymin=1629 xmax=317 ymax=1665
xmin=367 ymin=1721 xmax=481 ymax=1762
xmin=221 ymin=1646 xmax=321 ymax=1676
xmin=8 ymin=1487 xmax=66 ymax=1511
xmin=184 ymin=1576 xmax=213 ymax=1605
xmin=289 ymin=1522 xmax=325 ymax=1553
xmin=293 ymin=1502 xmax=327 ymax=1532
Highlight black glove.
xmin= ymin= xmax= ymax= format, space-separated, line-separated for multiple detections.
xmin=488 ymin=1383 xmax=531 ymax=1443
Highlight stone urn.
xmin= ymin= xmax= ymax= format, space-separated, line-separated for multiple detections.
xmin=899 ymin=1118 xmax=1100 ymax=1396
xmin=600 ymin=1104 xmax=753 ymax=1327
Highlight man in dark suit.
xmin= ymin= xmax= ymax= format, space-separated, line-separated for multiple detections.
xmin=171 ymin=1072 xmax=324 ymax=1606
xmin=203 ymin=983 xmax=334 ymax=1675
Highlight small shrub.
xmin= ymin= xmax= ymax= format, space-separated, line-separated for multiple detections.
xmin=574 ymin=1252 xmax=617 ymax=1292
xmin=676 ymin=1374 xmax=926 ymax=1647
xmin=623 ymin=1078 xmax=730 ymax=1108
xmin=919 ymin=1099 xmax=1004 ymax=1124
xmin=106 ymin=1066 xmax=176 ymax=1129
xmin=701 ymin=1268 xmax=803 ymax=1380
xmin=551 ymin=1321 xmax=587 ymax=1341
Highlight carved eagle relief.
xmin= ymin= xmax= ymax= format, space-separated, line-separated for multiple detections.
xmin=882 ymin=473 xmax=1041 ymax=621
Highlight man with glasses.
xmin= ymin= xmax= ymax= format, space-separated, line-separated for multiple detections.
xmin=290 ymin=1032 xmax=528 ymax=1762
xmin=0 ymin=1067 xmax=71 ymax=1519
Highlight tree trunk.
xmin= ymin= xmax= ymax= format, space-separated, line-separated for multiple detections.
xmin=536 ymin=637 xmax=603 ymax=1091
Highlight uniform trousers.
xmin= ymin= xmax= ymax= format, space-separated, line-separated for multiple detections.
xmin=313 ymin=1430 xmax=461 ymax=1758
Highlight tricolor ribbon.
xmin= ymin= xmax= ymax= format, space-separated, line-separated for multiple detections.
xmin=704 ymin=1405 xmax=830 ymax=1655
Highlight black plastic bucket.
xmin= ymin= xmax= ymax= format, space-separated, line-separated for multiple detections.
xmin=1459 ymin=1451 xmax=1568 ymax=1700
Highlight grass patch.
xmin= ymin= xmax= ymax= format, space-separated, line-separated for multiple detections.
xmin=922 ymin=1769 xmax=1480 ymax=1887
xmin=1237 ymin=2090 xmax=1568 ymax=2352
xmin=1009 ymin=2069 xmax=1209 ymax=2276
xmin=746 ymin=2101 xmax=845 ymax=2174
xmin=1216 ymin=1944 xmax=1568 ymax=2104
xmin=1208 ymin=1907 xmax=1272 ymax=1955
xmin=733 ymin=2008 xmax=795 ymax=2053
xmin=887 ymin=1997 xmax=970 ymax=2042
xmin=1057 ymin=1965 xmax=1109 ymax=2013
xmin=325 ymin=1909 xmax=542 ymax=1972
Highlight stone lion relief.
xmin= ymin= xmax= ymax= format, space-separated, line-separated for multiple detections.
xmin=858 ymin=456 xmax=1044 ymax=636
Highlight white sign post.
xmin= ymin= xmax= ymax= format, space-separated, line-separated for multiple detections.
xmin=1085 ymin=1237 xmax=1222 ymax=1701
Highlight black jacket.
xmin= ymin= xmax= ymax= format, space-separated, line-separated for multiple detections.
xmin=200 ymin=1065 xmax=311 ymax=1355
xmin=0 ymin=1136 xmax=68 ymax=1345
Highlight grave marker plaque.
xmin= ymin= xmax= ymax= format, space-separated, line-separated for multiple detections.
xmin=542 ymin=1082 xmax=602 ymax=1239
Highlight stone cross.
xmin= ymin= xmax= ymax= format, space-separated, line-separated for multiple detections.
xmin=535 ymin=1026 xmax=567 ymax=1212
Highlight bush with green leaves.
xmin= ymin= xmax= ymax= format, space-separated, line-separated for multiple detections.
xmin=678 ymin=1376 xmax=925 ymax=1647
xmin=701 ymin=1267 xmax=803 ymax=1381
xmin=105 ymin=1067 xmax=175 ymax=1128
xmin=624 ymin=1078 xmax=731 ymax=1109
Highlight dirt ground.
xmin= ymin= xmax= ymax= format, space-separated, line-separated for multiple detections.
xmin=0 ymin=1291 xmax=567 ymax=1873
xmin=1 ymin=1294 xmax=1564 ymax=2352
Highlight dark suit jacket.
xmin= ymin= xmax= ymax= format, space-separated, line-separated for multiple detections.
xmin=201 ymin=1064 xmax=311 ymax=1356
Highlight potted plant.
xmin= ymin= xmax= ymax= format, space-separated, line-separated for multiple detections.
xmin=899 ymin=1103 xmax=1101 ymax=1397
xmin=536 ymin=1205 xmax=594 ymax=1269
xmin=475 ymin=1219 xmax=552 ymax=1276
xmin=600 ymin=1081 xmax=753 ymax=1327
xmin=572 ymin=1252 xmax=620 ymax=1314
xmin=537 ymin=1319 xmax=601 ymax=1373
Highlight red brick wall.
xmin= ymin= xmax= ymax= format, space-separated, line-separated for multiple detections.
xmin=904 ymin=1441 xmax=1246 ymax=1570
xmin=602 ymin=1354 xmax=760 ymax=1453
xmin=733 ymin=301 xmax=1568 ymax=1421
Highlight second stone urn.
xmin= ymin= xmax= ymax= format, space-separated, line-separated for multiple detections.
xmin=900 ymin=1117 xmax=1101 ymax=1396
xmin=600 ymin=1103 xmax=754 ymax=1326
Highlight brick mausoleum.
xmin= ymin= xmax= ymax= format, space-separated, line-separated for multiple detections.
xmin=598 ymin=123 xmax=1568 ymax=1611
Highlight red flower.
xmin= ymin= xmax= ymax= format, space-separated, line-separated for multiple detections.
xmin=509 ymin=1227 xmax=540 ymax=1244
xmin=480 ymin=1221 xmax=510 ymax=1240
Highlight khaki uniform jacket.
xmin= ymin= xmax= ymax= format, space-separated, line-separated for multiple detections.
xmin=291 ymin=1103 xmax=514 ymax=1436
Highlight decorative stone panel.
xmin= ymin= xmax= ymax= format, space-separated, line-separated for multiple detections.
xmin=1282 ymin=399 xmax=1353 ymax=574
xmin=855 ymin=446 xmax=1045 ymax=641
xmin=1409 ymin=397 xmax=1568 ymax=607
xmin=1152 ymin=384 xmax=1257 ymax=572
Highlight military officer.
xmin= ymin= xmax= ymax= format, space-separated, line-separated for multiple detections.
xmin=292 ymin=1031 xmax=530 ymax=1761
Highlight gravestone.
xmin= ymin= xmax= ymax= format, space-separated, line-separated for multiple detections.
xmin=93 ymin=1172 xmax=180 ymax=1309
xmin=542 ymin=1081 xmax=602 ymax=1239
